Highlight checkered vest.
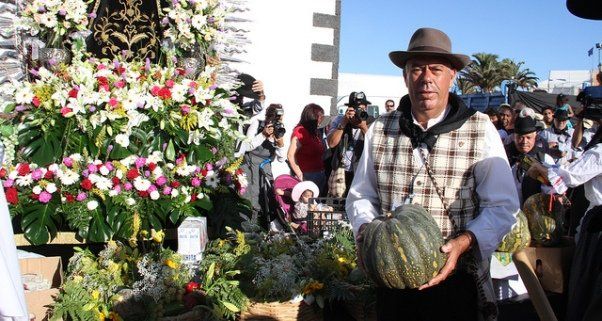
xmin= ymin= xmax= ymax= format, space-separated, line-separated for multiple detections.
xmin=372 ymin=111 xmax=489 ymax=239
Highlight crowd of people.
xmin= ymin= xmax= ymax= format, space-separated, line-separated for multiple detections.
xmin=234 ymin=27 xmax=601 ymax=321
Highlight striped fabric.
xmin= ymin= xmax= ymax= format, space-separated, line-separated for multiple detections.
xmin=371 ymin=110 xmax=489 ymax=239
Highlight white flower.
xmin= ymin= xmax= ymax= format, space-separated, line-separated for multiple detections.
xmin=48 ymin=164 xmax=59 ymax=172
xmin=115 ymin=169 xmax=124 ymax=179
xmin=32 ymin=185 xmax=42 ymax=194
xmin=176 ymin=165 xmax=196 ymax=176
xmin=170 ymin=189 xmax=180 ymax=198
xmin=108 ymin=189 xmax=119 ymax=197
xmin=46 ymin=183 xmax=57 ymax=193
xmin=39 ymin=13 xmax=58 ymax=28
xmin=115 ymin=133 xmax=130 ymax=148
xmin=205 ymin=172 xmax=219 ymax=188
xmin=58 ymin=169 xmax=79 ymax=185
xmin=171 ymin=84 xmax=188 ymax=103
xmin=70 ymin=153 xmax=83 ymax=162
xmin=99 ymin=165 xmax=110 ymax=176
xmin=126 ymin=198 xmax=136 ymax=206
xmin=92 ymin=176 xmax=112 ymax=191
xmin=133 ymin=177 xmax=151 ymax=191
xmin=197 ymin=108 xmax=214 ymax=130
xmin=14 ymin=85 xmax=34 ymax=104
xmin=87 ymin=200 xmax=99 ymax=210
xmin=120 ymin=155 xmax=137 ymax=167
xmin=196 ymin=192 xmax=205 ymax=199
xmin=8 ymin=171 xmax=17 ymax=180
xmin=16 ymin=175 xmax=33 ymax=187
xmin=191 ymin=15 xmax=207 ymax=30
xmin=150 ymin=190 xmax=160 ymax=200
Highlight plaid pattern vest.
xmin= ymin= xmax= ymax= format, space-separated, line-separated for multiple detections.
xmin=372 ymin=110 xmax=489 ymax=239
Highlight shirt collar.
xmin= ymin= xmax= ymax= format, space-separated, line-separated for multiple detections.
xmin=411 ymin=105 xmax=451 ymax=131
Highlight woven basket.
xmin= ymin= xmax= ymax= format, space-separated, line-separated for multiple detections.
xmin=240 ymin=301 xmax=323 ymax=321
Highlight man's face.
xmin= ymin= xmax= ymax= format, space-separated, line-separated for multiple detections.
xmin=499 ymin=108 xmax=513 ymax=128
xmin=543 ymin=109 xmax=554 ymax=123
xmin=514 ymin=132 xmax=537 ymax=154
xmin=404 ymin=56 xmax=456 ymax=119
xmin=385 ymin=101 xmax=395 ymax=112
xmin=554 ymin=118 xmax=568 ymax=130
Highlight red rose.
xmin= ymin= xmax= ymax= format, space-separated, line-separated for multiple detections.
xmin=5 ymin=187 xmax=18 ymax=205
xmin=170 ymin=181 xmax=180 ymax=188
xmin=30 ymin=193 xmax=39 ymax=200
xmin=185 ymin=281 xmax=200 ymax=294
xmin=80 ymin=178 xmax=93 ymax=191
xmin=44 ymin=170 xmax=54 ymax=180
xmin=138 ymin=190 xmax=149 ymax=198
xmin=97 ymin=77 xmax=110 ymax=91
xmin=126 ymin=168 xmax=139 ymax=180
xmin=201 ymin=169 xmax=208 ymax=177
xmin=190 ymin=194 xmax=197 ymax=202
xmin=112 ymin=177 xmax=121 ymax=186
xmin=32 ymin=96 xmax=41 ymax=107
xmin=65 ymin=193 xmax=75 ymax=203
xmin=17 ymin=163 xmax=30 ymax=176
xmin=68 ymin=88 xmax=78 ymax=98
xmin=148 ymin=163 xmax=157 ymax=171
xmin=150 ymin=85 xmax=161 ymax=96
xmin=158 ymin=87 xmax=172 ymax=100
xmin=0 ymin=168 xmax=7 ymax=179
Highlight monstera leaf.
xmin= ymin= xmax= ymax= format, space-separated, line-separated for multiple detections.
xmin=87 ymin=206 xmax=113 ymax=243
xmin=19 ymin=122 xmax=64 ymax=166
xmin=21 ymin=201 xmax=61 ymax=245
xmin=106 ymin=200 xmax=134 ymax=240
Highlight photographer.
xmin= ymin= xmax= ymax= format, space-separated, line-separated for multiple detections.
xmin=239 ymin=104 xmax=286 ymax=221
xmin=326 ymin=91 xmax=375 ymax=196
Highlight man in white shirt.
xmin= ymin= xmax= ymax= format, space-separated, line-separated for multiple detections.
xmin=538 ymin=108 xmax=574 ymax=165
xmin=346 ymin=27 xmax=518 ymax=321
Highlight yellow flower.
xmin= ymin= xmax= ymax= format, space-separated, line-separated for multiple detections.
xmin=165 ymin=259 xmax=178 ymax=269
xmin=97 ymin=311 xmax=105 ymax=321
xmin=302 ymin=280 xmax=324 ymax=295
xmin=91 ymin=290 xmax=100 ymax=300
xmin=151 ymin=229 xmax=165 ymax=243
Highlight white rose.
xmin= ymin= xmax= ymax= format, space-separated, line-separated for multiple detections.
xmin=87 ymin=200 xmax=99 ymax=210
xmin=99 ymin=165 xmax=110 ymax=176
xmin=133 ymin=177 xmax=151 ymax=191
xmin=150 ymin=190 xmax=160 ymax=200
xmin=108 ymin=189 xmax=119 ymax=197
xmin=170 ymin=189 xmax=179 ymax=198
xmin=32 ymin=185 xmax=42 ymax=194
xmin=126 ymin=198 xmax=136 ymax=206
xmin=115 ymin=133 xmax=130 ymax=148
xmin=45 ymin=183 xmax=57 ymax=193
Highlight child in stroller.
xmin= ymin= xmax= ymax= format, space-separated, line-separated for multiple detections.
xmin=273 ymin=176 xmax=333 ymax=233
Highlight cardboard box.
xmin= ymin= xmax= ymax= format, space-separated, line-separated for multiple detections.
xmin=19 ymin=257 xmax=63 ymax=321
xmin=178 ymin=217 xmax=208 ymax=264
xmin=522 ymin=245 xmax=574 ymax=294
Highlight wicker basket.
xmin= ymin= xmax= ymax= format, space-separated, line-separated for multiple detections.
xmin=239 ymin=301 xmax=323 ymax=321
xmin=306 ymin=197 xmax=347 ymax=238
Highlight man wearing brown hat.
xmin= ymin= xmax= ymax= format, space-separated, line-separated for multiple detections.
xmin=347 ymin=28 xmax=519 ymax=321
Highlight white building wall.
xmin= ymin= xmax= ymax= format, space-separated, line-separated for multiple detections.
xmin=538 ymin=70 xmax=592 ymax=95
xmin=337 ymin=72 xmax=408 ymax=113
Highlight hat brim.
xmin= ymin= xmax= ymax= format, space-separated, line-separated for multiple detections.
xmin=344 ymin=100 xmax=371 ymax=106
xmin=291 ymin=181 xmax=320 ymax=202
xmin=514 ymin=127 xmax=538 ymax=135
xmin=389 ymin=51 xmax=471 ymax=71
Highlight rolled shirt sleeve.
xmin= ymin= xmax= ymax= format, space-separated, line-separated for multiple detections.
xmin=466 ymin=121 xmax=519 ymax=259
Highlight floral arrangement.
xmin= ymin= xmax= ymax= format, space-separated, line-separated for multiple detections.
xmin=18 ymin=0 xmax=91 ymax=47
xmin=162 ymin=0 xmax=227 ymax=55
xmin=2 ymin=151 xmax=247 ymax=245
xmin=51 ymin=237 xmax=202 ymax=321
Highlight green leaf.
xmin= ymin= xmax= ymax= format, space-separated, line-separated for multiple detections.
xmin=206 ymin=262 xmax=215 ymax=285
xmin=165 ymin=139 xmax=176 ymax=161
xmin=109 ymin=143 xmax=133 ymax=159
xmin=187 ymin=145 xmax=212 ymax=163
xmin=106 ymin=200 xmax=133 ymax=240
xmin=21 ymin=201 xmax=60 ymax=245
xmin=87 ymin=207 xmax=113 ymax=242
xmin=193 ymin=196 xmax=213 ymax=211
xmin=220 ymin=301 xmax=240 ymax=313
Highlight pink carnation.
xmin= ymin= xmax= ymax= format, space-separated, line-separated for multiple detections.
xmin=191 ymin=177 xmax=201 ymax=187
xmin=31 ymin=169 xmax=43 ymax=181
xmin=76 ymin=192 xmax=87 ymax=201
xmin=162 ymin=186 xmax=172 ymax=195
xmin=155 ymin=176 xmax=167 ymax=186
xmin=63 ymin=157 xmax=74 ymax=167
xmin=38 ymin=191 xmax=52 ymax=203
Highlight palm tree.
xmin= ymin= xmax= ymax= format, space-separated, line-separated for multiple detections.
xmin=460 ymin=53 xmax=504 ymax=93
xmin=454 ymin=76 xmax=476 ymax=95
xmin=499 ymin=59 xmax=539 ymax=90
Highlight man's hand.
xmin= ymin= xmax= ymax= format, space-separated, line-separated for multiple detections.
xmin=252 ymin=80 xmax=265 ymax=100
xmin=418 ymin=232 xmax=473 ymax=290
xmin=262 ymin=124 xmax=274 ymax=138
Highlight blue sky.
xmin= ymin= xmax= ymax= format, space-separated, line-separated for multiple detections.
xmin=339 ymin=0 xmax=602 ymax=81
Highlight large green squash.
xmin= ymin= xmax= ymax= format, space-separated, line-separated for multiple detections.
xmin=360 ymin=204 xmax=446 ymax=289
xmin=523 ymin=193 xmax=563 ymax=246
xmin=497 ymin=211 xmax=531 ymax=253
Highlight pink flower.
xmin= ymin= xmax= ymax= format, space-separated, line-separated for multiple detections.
xmin=162 ymin=186 xmax=172 ymax=195
xmin=31 ymin=169 xmax=43 ymax=181
xmin=191 ymin=177 xmax=201 ymax=187
xmin=38 ymin=191 xmax=52 ymax=203
xmin=112 ymin=185 xmax=122 ymax=194
xmin=114 ymin=80 xmax=125 ymax=88
xmin=155 ymin=176 xmax=167 ymax=186
xmin=180 ymin=104 xmax=190 ymax=115
xmin=135 ymin=157 xmax=146 ymax=169
xmin=76 ymin=193 xmax=87 ymax=201
xmin=124 ymin=182 xmax=133 ymax=191
xmin=63 ymin=157 xmax=73 ymax=167
xmin=150 ymin=86 xmax=161 ymax=96
xmin=108 ymin=97 xmax=118 ymax=108
xmin=205 ymin=163 xmax=214 ymax=171
xmin=105 ymin=162 xmax=114 ymax=171
xmin=3 ymin=179 xmax=14 ymax=187
xmin=60 ymin=106 xmax=73 ymax=117
xmin=87 ymin=164 xmax=98 ymax=173
xmin=165 ymin=79 xmax=175 ymax=88
xmin=148 ymin=184 xmax=157 ymax=192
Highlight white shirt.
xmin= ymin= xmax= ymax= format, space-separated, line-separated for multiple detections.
xmin=538 ymin=126 xmax=575 ymax=165
xmin=234 ymin=110 xmax=285 ymax=161
xmin=548 ymin=144 xmax=602 ymax=211
xmin=511 ymin=152 xmax=555 ymax=204
xmin=346 ymin=108 xmax=519 ymax=260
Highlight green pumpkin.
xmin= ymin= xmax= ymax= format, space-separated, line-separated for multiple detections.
xmin=523 ymin=193 xmax=562 ymax=246
xmin=360 ymin=204 xmax=446 ymax=289
xmin=497 ymin=211 xmax=531 ymax=253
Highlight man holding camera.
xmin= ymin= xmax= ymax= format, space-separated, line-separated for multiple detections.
xmin=326 ymin=91 xmax=374 ymax=196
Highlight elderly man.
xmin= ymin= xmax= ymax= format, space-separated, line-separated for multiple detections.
xmin=505 ymin=114 xmax=554 ymax=205
xmin=347 ymin=28 xmax=518 ymax=321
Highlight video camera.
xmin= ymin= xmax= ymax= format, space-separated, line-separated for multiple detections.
xmin=577 ymin=86 xmax=602 ymax=121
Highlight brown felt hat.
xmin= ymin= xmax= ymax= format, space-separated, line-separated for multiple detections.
xmin=389 ymin=28 xmax=471 ymax=71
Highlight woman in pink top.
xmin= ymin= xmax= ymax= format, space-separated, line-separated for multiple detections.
xmin=287 ymin=104 xmax=326 ymax=192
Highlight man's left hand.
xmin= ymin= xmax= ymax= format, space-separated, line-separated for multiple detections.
xmin=418 ymin=232 xmax=473 ymax=290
